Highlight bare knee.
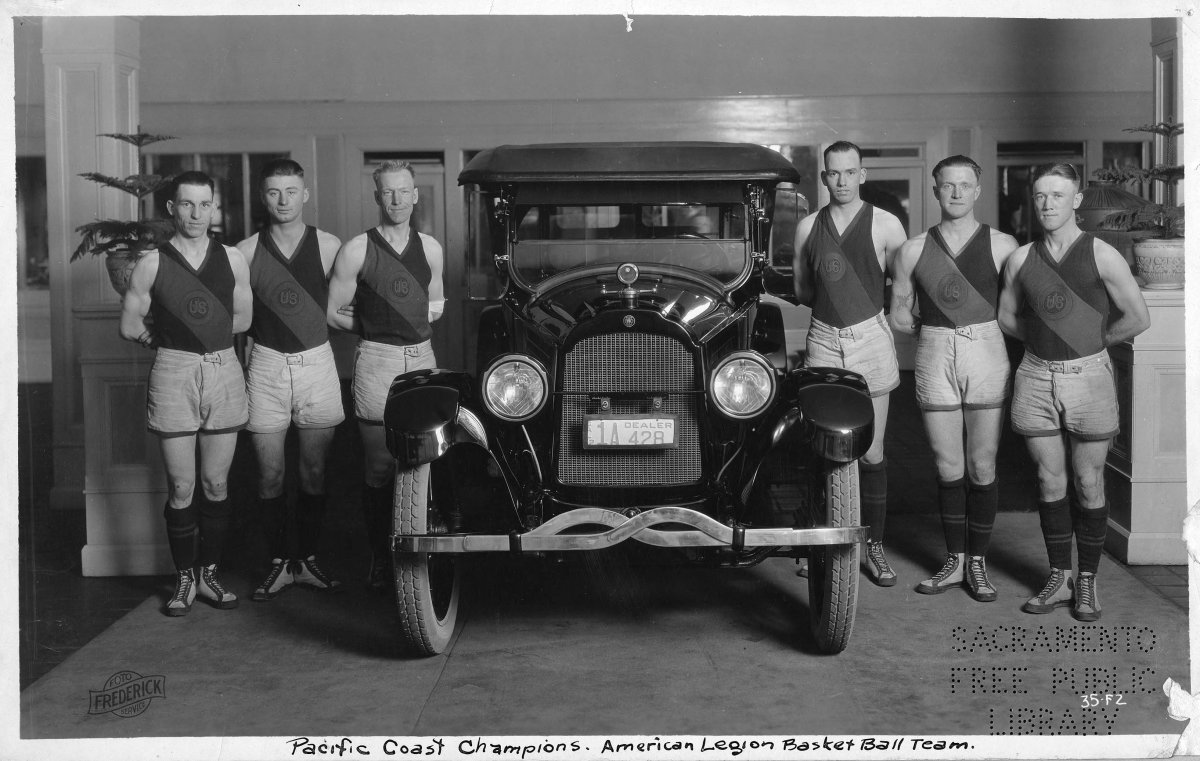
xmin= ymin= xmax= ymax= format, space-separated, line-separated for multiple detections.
xmin=1074 ymin=469 xmax=1106 ymax=507
xmin=256 ymin=463 xmax=285 ymax=499
xmin=966 ymin=457 xmax=997 ymax=485
xmin=299 ymin=460 xmax=327 ymax=494
xmin=200 ymin=477 xmax=229 ymax=501
xmin=168 ymin=479 xmax=196 ymax=508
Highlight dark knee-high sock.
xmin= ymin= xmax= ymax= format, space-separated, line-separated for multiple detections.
xmin=967 ymin=480 xmax=999 ymax=557
xmin=197 ymin=496 xmax=233 ymax=568
xmin=259 ymin=494 xmax=289 ymax=559
xmin=1075 ymin=502 xmax=1110 ymax=575
xmin=938 ymin=476 xmax=967 ymax=554
xmin=860 ymin=458 xmax=888 ymax=543
xmin=163 ymin=501 xmax=198 ymax=571
xmin=362 ymin=482 xmax=393 ymax=559
xmin=1038 ymin=497 xmax=1073 ymax=570
xmin=296 ymin=491 xmax=326 ymax=559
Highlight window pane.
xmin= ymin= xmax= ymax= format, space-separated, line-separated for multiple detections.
xmin=16 ymin=156 xmax=49 ymax=288
xmin=198 ymin=153 xmax=244 ymax=243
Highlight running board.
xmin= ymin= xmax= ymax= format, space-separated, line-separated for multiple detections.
xmin=394 ymin=506 xmax=867 ymax=553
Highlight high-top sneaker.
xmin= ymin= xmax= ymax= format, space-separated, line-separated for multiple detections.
xmin=197 ymin=564 xmax=239 ymax=609
xmin=165 ymin=569 xmax=196 ymax=617
xmin=965 ymin=555 xmax=998 ymax=602
xmin=293 ymin=556 xmax=343 ymax=593
xmin=251 ymin=558 xmax=294 ymax=602
xmin=916 ymin=553 xmax=962 ymax=595
xmin=1021 ymin=568 xmax=1073 ymax=614
xmin=865 ymin=540 xmax=897 ymax=587
xmin=1073 ymin=572 xmax=1102 ymax=622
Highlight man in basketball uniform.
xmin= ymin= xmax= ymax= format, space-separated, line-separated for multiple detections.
xmin=327 ymin=160 xmax=445 ymax=591
xmin=890 ymin=155 xmax=1019 ymax=601
xmin=793 ymin=141 xmax=908 ymax=586
xmin=997 ymin=163 xmax=1149 ymax=621
xmin=236 ymin=159 xmax=345 ymax=601
xmin=120 ymin=171 xmax=252 ymax=616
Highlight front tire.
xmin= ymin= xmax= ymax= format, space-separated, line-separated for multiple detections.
xmin=806 ymin=461 xmax=860 ymax=654
xmin=394 ymin=464 xmax=461 ymax=656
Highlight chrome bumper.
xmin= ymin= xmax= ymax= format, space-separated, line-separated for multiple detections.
xmin=394 ymin=506 xmax=867 ymax=553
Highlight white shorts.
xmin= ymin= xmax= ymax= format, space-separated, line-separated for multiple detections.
xmin=246 ymin=341 xmax=345 ymax=434
xmin=804 ymin=312 xmax=900 ymax=398
xmin=352 ymin=339 xmax=437 ymax=424
xmin=914 ymin=321 xmax=1010 ymax=411
xmin=146 ymin=347 xmax=248 ymax=437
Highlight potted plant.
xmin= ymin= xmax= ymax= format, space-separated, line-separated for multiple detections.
xmin=70 ymin=131 xmax=178 ymax=296
xmin=1099 ymin=121 xmax=1184 ymax=289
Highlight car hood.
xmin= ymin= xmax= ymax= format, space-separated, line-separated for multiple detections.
xmin=515 ymin=268 xmax=741 ymax=344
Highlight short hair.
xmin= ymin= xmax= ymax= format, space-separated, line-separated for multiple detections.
xmin=1031 ymin=162 xmax=1082 ymax=190
xmin=260 ymin=158 xmax=305 ymax=185
xmin=372 ymin=159 xmax=416 ymax=186
xmin=169 ymin=170 xmax=214 ymax=199
xmin=932 ymin=155 xmax=982 ymax=182
xmin=823 ymin=141 xmax=863 ymax=167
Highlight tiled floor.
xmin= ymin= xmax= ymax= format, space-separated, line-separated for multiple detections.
xmin=17 ymin=374 xmax=1189 ymax=691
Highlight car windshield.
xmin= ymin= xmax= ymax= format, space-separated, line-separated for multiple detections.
xmin=511 ymin=203 xmax=749 ymax=287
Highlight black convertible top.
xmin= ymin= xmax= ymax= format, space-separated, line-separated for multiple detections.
xmin=459 ymin=142 xmax=801 ymax=185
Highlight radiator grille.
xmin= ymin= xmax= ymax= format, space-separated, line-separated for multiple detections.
xmin=557 ymin=332 xmax=702 ymax=486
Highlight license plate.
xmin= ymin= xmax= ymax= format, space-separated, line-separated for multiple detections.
xmin=583 ymin=414 xmax=677 ymax=450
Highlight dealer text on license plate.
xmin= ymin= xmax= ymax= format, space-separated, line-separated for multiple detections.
xmin=583 ymin=415 xmax=677 ymax=449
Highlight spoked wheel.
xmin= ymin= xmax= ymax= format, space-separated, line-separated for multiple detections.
xmin=394 ymin=463 xmax=461 ymax=656
xmin=806 ymin=460 xmax=861 ymax=654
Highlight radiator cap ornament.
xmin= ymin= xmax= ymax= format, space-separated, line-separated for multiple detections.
xmin=617 ymin=263 xmax=639 ymax=285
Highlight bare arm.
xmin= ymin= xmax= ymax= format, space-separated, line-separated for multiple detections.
xmin=875 ymin=207 xmax=909 ymax=273
xmin=990 ymin=230 xmax=1020 ymax=273
xmin=791 ymin=214 xmax=817 ymax=306
xmin=226 ymin=245 xmax=253 ymax=335
xmin=327 ymin=235 xmax=366 ymax=332
xmin=422 ymin=234 xmax=446 ymax=323
xmin=315 ymin=229 xmax=343 ymax=278
xmin=1095 ymin=239 xmax=1151 ymax=346
xmin=996 ymin=245 xmax=1030 ymax=342
xmin=119 ymin=252 xmax=160 ymax=348
xmin=888 ymin=236 xmax=923 ymax=335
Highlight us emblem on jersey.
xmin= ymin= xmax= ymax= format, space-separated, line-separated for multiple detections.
xmin=936 ymin=273 xmax=968 ymax=309
xmin=820 ymin=251 xmax=847 ymax=282
xmin=183 ymin=290 xmax=214 ymax=325
xmin=1036 ymin=285 xmax=1074 ymax=321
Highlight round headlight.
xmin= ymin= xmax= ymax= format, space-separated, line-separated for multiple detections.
xmin=482 ymin=355 xmax=548 ymax=422
xmin=710 ymin=352 xmax=776 ymax=419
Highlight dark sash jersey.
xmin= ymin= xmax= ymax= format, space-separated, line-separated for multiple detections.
xmin=913 ymin=224 xmax=999 ymax=329
xmin=1016 ymin=233 xmax=1110 ymax=361
xmin=356 ymin=226 xmax=432 ymax=346
xmin=150 ymin=239 xmax=236 ymax=354
xmin=249 ymin=225 xmax=329 ymax=353
xmin=804 ymin=203 xmax=886 ymax=327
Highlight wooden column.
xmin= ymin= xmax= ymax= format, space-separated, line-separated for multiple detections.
xmin=1105 ymin=290 xmax=1187 ymax=564
xmin=44 ymin=18 xmax=172 ymax=575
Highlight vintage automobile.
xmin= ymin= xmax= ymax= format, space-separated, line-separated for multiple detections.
xmin=384 ymin=142 xmax=873 ymax=657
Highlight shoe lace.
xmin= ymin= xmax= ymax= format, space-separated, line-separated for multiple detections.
xmin=1077 ymin=575 xmax=1095 ymax=609
xmin=868 ymin=542 xmax=893 ymax=574
xmin=170 ymin=571 xmax=193 ymax=604
xmin=203 ymin=566 xmax=228 ymax=597
xmin=968 ymin=558 xmax=993 ymax=591
xmin=303 ymin=557 xmax=332 ymax=583
xmin=930 ymin=554 xmax=959 ymax=583
xmin=259 ymin=561 xmax=288 ymax=590
xmin=1036 ymin=569 xmax=1065 ymax=599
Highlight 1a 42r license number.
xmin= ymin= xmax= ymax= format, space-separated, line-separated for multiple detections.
xmin=584 ymin=415 xmax=677 ymax=450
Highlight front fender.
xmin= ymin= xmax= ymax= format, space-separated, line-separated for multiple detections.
xmin=790 ymin=366 xmax=874 ymax=463
xmin=383 ymin=369 xmax=488 ymax=467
